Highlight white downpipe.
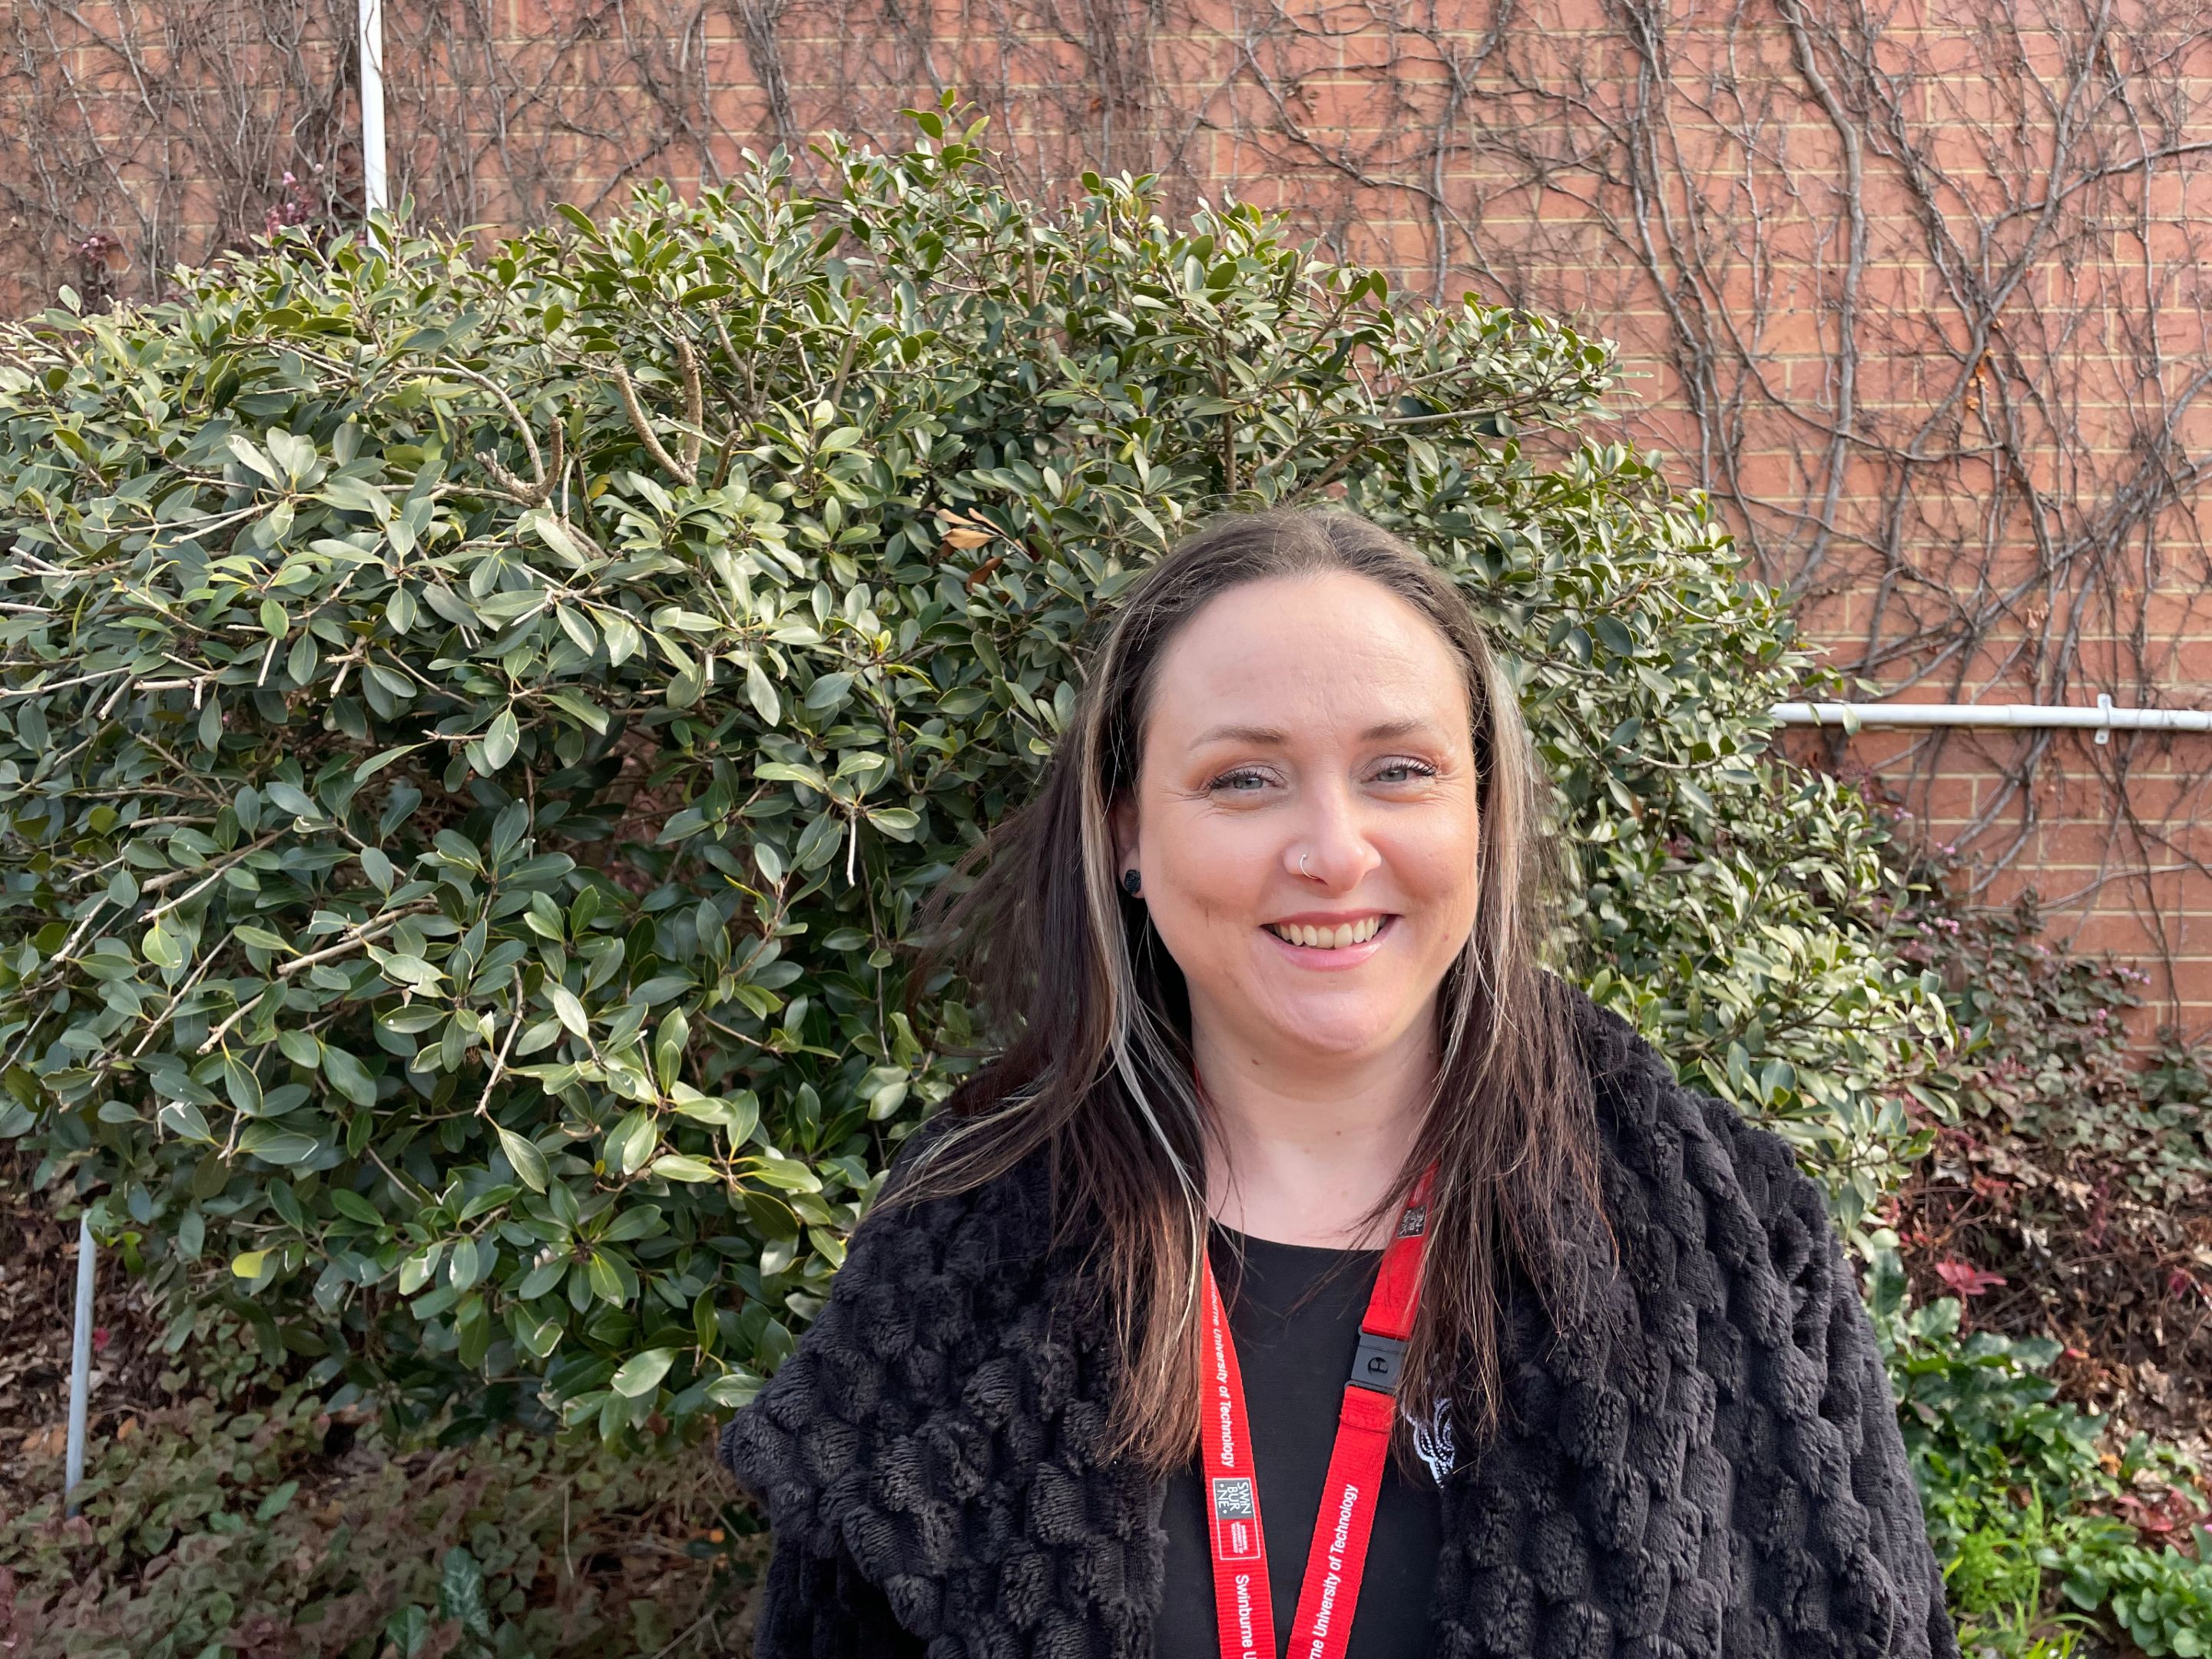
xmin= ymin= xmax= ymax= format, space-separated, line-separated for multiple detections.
xmin=359 ymin=0 xmax=387 ymax=216
xmin=1773 ymin=695 xmax=2212 ymax=743
xmin=64 ymin=1212 xmax=94 ymax=1515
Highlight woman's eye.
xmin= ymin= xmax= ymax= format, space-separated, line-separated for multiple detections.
xmin=1210 ymin=770 xmax=1270 ymax=793
xmin=1373 ymin=760 xmax=1438 ymax=785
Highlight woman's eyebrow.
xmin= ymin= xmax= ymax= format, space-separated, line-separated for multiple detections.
xmin=1189 ymin=722 xmax=1286 ymax=747
xmin=1188 ymin=717 xmax=1432 ymax=747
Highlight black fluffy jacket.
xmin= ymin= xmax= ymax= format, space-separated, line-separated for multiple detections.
xmin=718 ymin=989 xmax=1959 ymax=1659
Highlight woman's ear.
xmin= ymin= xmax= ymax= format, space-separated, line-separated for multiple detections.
xmin=1110 ymin=793 xmax=1139 ymax=873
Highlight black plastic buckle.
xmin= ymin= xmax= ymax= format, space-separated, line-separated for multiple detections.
xmin=1349 ymin=1330 xmax=1407 ymax=1395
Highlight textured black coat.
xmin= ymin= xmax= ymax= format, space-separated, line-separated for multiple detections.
xmin=718 ymin=989 xmax=1959 ymax=1659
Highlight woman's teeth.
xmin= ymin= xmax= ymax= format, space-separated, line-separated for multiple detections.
xmin=1266 ymin=916 xmax=1385 ymax=949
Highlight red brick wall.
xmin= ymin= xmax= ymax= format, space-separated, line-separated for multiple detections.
xmin=8 ymin=0 xmax=2211 ymax=1031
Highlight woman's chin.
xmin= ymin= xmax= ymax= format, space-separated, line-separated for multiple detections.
xmin=1250 ymin=997 xmax=1416 ymax=1063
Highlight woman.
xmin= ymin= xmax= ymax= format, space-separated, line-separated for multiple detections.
xmin=719 ymin=508 xmax=1956 ymax=1659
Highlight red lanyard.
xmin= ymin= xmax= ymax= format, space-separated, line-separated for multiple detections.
xmin=1199 ymin=1166 xmax=1435 ymax=1659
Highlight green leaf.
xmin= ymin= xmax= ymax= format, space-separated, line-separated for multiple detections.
xmin=804 ymin=671 xmax=853 ymax=710
xmin=448 ymin=1237 xmax=485 ymax=1292
xmin=286 ymin=633 xmax=319 ymax=686
xmin=756 ymin=760 xmax=829 ymax=791
xmin=747 ymin=1154 xmax=822 ymax=1194
xmin=1590 ymin=614 xmax=1635 ymax=657
xmin=600 ymin=610 xmax=641 ymax=667
xmin=498 ymin=1124 xmax=549 ymax=1193
xmin=227 ymin=433 xmax=280 ymax=484
xmin=141 ymin=922 xmax=184 ymax=972
xmin=317 ymin=475 xmax=393 ymax=520
xmin=753 ymin=841 xmax=786 ymax=886
xmin=527 ymin=512 xmax=591 ymax=568
xmin=238 ymin=1123 xmax=319 ymax=1164
xmin=379 ymin=953 xmax=442 ymax=989
xmin=483 ymin=708 xmax=520 ymax=770
xmin=256 ymin=1479 xmax=300 ymax=1521
xmin=399 ymin=1248 xmax=439 ymax=1295
xmin=157 ymin=1100 xmax=215 ymax=1143
xmin=610 ymin=1346 xmax=677 ymax=1398
xmin=551 ymin=985 xmax=590 ymax=1040
xmin=439 ymin=1545 xmax=494 ymax=1641
xmin=609 ymin=1108 xmax=657 ymax=1174
xmin=747 ymin=659 xmax=781 ymax=724
xmin=704 ymin=1370 xmax=763 ymax=1409
xmin=266 ymin=780 xmax=320 ymax=820
xmin=330 ymin=1189 xmax=383 ymax=1227
xmin=224 ymin=1058 xmax=264 ymax=1116
xmin=353 ymin=743 xmax=423 ymax=782
xmin=651 ymin=1154 xmax=718 ymax=1183
xmin=585 ymin=1250 xmax=623 ymax=1304
xmin=546 ymin=688 xmax=609 ymax=733
xmin=320 ymin=1045 xmax=378 ymax=1108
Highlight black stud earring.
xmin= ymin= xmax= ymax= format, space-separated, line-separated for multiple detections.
xmin=1120 ymin=868 xmax=1143 ymax=896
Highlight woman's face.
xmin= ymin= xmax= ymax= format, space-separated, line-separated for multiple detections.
xmin=1111 ymin=571 xmax=1482 ymax=1069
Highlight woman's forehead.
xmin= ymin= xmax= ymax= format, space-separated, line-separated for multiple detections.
xmin=1144 ymin=574 xmax=1471 ymax=737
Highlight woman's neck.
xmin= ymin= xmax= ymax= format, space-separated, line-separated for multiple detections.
xmin=1190 ymin=1023 xmax=1433 ymax=1250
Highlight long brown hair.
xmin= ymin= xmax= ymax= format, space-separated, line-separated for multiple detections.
xmin=892 ymin=507 xmax=1613 ymax=1473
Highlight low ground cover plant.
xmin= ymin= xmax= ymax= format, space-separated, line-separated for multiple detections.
xmin=1883 ymin=866 xmax=2212 ymax=1656
xmin=0 ymin=1145 xmax=760 ymax=1659
xmin=0 ymin=1369 xmax=760 ymax=1659
xmin=1898 ymin=886 xmax=2212 ymax=1391
xmin=1883 ymin=1283 xmax=2212 ymax=1657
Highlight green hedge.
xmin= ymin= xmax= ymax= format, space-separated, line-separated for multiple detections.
xmin=0 ymin=102 xmax=1946 ymax=1445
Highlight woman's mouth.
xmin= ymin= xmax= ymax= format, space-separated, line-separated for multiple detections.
xmin=1262 ymin=915 xmax=1391 ymax=951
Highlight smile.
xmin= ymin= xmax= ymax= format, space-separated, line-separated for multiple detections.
xmin=1263 ymin=915 xmax=1390 ymax=950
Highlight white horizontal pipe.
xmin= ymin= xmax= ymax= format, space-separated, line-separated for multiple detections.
xmin=1773 ymin=698 xmax=2212 ymax=733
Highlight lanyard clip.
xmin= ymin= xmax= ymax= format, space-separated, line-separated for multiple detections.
xmin=1349 ymin=1330 xmax=1407 ymax=1394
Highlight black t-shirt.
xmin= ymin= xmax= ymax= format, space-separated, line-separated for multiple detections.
xmin=1157 ymin=1224 xmax=1444 ymax=1658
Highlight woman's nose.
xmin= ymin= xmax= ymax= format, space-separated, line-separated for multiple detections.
xmin=1285 ymin=786 xmax=1382 ymax=889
